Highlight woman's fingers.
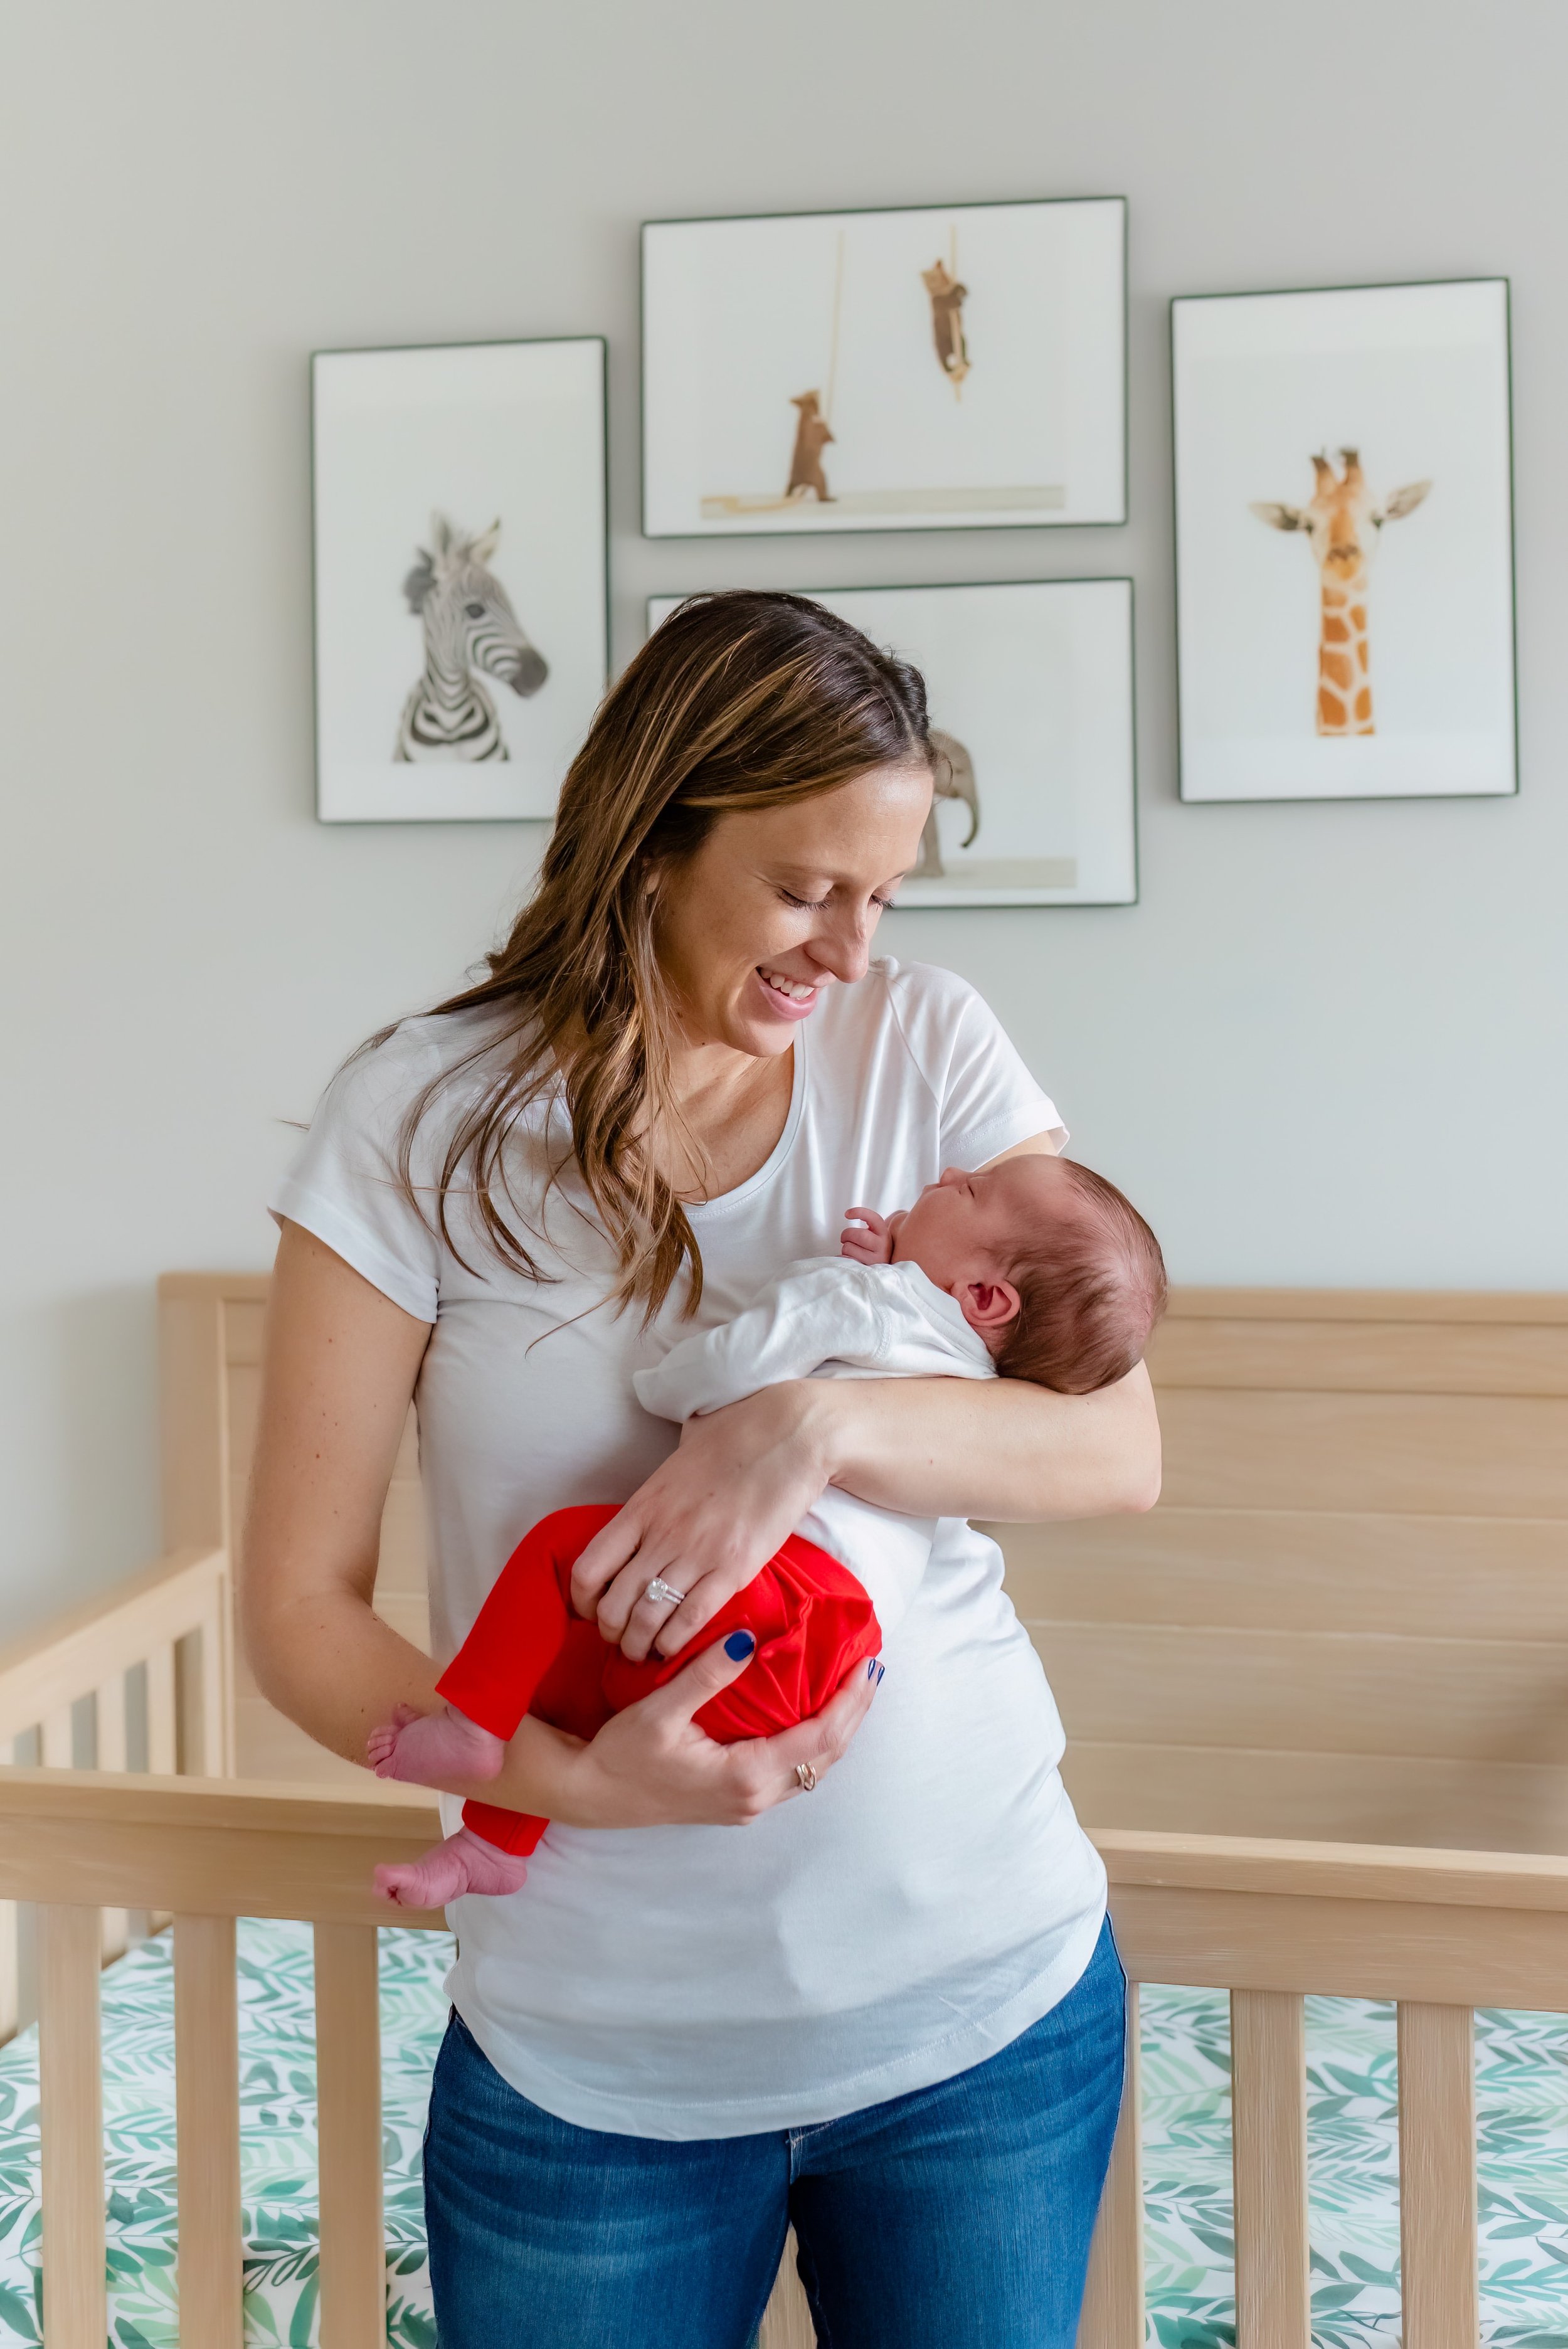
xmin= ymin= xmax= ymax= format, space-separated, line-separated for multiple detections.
xmin=763 ymin=1654 xmax=882 ymax=1788
xmin=647 ymin=1625 xmax=760 ymax=1725
xmin=568 ymin=1507 xmax=644 ymax=1618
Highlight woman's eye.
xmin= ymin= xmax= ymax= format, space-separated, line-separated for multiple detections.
xmin=780 ymin=889 xmax=829 ymax=911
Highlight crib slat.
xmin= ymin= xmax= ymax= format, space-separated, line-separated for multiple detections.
xmin=175 ymin=1914 xmax=242 ymax=2349
xmin=41 ymin=1704 xmax=73 ymax=1768
xmin=1078 ymin=1980 xmax=1143 ymax=2349
xmin=314 ymin=1921 xmax=385 ymax=2348
xmin=1397 ymin=2001 xmax=1478 ymax=2349
xmin=147 ymin=1641 xmax=178 ymax=1774
xmin=97 ymin=1675 xmax=131 ymax=1959
xmin=196 ymin=1616 xmax=227 ymax=1776
xmin=38 ymin=1904 xmax=105 ymax=2349
xmin=1231 ymin=1988 xmax=1310 ymax=2349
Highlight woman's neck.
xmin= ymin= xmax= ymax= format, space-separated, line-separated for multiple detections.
xmin=658 ymin=1038 xmax=795 ymax=1203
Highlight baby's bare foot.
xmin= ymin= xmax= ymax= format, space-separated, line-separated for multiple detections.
xmin=374 ymin=1827 xmax=529 ymax=1908
xmin=366 ymin=1703 xmax=505 ymax=1786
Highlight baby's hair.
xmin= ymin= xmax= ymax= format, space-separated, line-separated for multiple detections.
xmin=995 ymin=1162 xmax=1167 ymax=1395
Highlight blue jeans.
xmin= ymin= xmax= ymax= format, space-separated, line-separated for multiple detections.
xmin=423 ymin=1916 xmax=1125 ymax=2348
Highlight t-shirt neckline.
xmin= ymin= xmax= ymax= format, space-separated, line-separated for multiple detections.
xmin=686 ymin=1024 xmax=809 ymax=1226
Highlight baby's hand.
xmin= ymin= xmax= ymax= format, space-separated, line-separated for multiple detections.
xmin=840 ymin=1206 xmax=896 ymax=1265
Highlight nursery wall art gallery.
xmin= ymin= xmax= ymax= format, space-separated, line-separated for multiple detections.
xmin=1 ymin=3 xmax=1565 ymax=2345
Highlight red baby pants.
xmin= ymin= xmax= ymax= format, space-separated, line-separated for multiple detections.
xmin=437 ymin=1503 xmax=882 ymax=1857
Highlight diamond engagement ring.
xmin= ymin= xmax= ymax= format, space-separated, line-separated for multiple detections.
xmin=795 ymin=1762 xmax=819 ymax=1793
xmin=645 ymin=1577 xmax=686 ymax=1610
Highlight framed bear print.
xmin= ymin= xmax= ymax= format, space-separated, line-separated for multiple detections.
xmin=312 ymin=337 xmax=608 ymax=823
xmin=1173 ymin=278 xmax=1517 ymax=802
xmin=642 ymin=198 xmax=1126 ymax=537
xmin=647 ymin=581 xmax=1138 ymax=906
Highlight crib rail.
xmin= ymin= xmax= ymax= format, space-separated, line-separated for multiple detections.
xmin=3 ymin=1781 xmax=1562 ymax=2349
xmin=0 ymin=1544 xmax=232 ymax=2028
xmin=1079 ymin=1827 xmax=1568 ymax=2349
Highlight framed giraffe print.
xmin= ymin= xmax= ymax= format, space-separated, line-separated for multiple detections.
xmin=311 ymin=337 xmax=608 ymax=823
xmin=641 ymin=197 xmax=1126 ymax=537
xmin=1172 ymin=279 xmax=1517 ymax=802
xmin=647 ymin=582 xmax=1138 ymax=906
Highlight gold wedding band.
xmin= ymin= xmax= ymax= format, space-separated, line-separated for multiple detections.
xmin=795 ymin=1762 xmax=819 ymax=1793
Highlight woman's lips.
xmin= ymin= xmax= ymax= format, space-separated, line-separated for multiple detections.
xmin=756 ymin=966 xmax=820 ymax=1020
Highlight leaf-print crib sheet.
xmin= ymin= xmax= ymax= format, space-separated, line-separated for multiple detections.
xmin=0 ymin=1917 xmax=451 ymax=2348
xmin=1142 ymin=1984 xmax=1568 ymax=2348
xmin=1 ymin=1933 xmax=1566 ymax=2345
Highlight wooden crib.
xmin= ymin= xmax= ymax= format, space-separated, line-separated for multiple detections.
xmin=0 ymin=1274 xmax=1563 ymax=2347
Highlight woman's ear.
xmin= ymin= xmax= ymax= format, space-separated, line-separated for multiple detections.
xmin=953 ymin=1278 xmax=1020 ymax=1334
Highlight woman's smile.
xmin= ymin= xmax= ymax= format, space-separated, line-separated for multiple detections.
xmin=755 ymin=965 xmax=822 ymax=1019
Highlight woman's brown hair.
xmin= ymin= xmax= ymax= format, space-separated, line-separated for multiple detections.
xmin=394 ymin=590 xmax=932 ymax=1319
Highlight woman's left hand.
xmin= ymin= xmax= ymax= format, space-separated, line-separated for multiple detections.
xmin=569 ymin=1381 xmax=838 ymax=1662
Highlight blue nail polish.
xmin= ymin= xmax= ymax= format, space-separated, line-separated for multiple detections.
xmin=724 ymin=1630 xmax=756 ymax=1661
xmin=876 ymin=1663 xmax=886 ymax=1683
xmin=866 ymin=1658 xmax=876 ymax=1679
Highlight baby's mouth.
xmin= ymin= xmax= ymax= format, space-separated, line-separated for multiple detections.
xmin=758 ymin=966 xmax=818 ymax=1010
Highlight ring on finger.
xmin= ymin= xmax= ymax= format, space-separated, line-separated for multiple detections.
xmin=795 ymin=1761 xmax=819 ymax=1793
xmin=645 ymin=1577 xmax=687 ymax=1610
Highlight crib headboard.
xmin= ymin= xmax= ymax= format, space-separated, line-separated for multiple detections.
xmin=160 ymin=1273 xmax=428 ymax=1786
xmin=165 ymin=1275 xmax=1568 ymax=1848
xmin=1001 ymin=1288 xmax=1568 ymax=1853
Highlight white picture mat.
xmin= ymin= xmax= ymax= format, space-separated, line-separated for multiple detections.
xmin=1173 ymin=280 xmax=1515 ymax=802
xmin=643 ymin=199 xmax=1125 ymax=536
xmin=313 ymin=339 xmax=607 ymax=823
xmin=646 ymin=581 xmax=1136 ymax=906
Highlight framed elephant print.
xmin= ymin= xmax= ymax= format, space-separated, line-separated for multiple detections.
xmin=642 ymin=198 xmax=1126 ymax=537
xmin=312 ymin=337 xmax=608 ymax=822
xmin=1172 ymin=278 xmax=1517 ymax=802
xmin=647 ymin=581 xmax=1137 ymax=906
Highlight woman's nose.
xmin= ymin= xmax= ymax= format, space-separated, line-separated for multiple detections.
xmin=808 ymin=920 xmax=872 ymax=985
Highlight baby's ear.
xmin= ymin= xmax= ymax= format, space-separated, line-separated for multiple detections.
xmin=955 ymin=1278 xmax=1020 ymax=1334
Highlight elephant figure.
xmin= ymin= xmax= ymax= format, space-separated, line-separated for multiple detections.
xmin=915 ymin=730 xmax=979 ymax=878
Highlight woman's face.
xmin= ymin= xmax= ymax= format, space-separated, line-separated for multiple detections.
xmin=655 ymin=760 xmax=933 ymax=1058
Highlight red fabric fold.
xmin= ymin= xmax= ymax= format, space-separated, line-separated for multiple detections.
xmin=437 ymin=1503 xmax=881 ymax=1858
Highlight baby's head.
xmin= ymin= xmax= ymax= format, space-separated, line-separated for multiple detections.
xmin=893 ymin=1155 xmax=1167 ymax=1394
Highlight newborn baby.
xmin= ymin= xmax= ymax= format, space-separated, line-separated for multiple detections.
xmin=369 ymin=1153 xmax=1166 ymax=1906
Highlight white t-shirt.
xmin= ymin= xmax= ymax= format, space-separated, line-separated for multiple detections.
xmin=634 ymin=1255 xmax=997 ymax=1641
xmin=271 ymin=957 xmax=1107 ymax=2140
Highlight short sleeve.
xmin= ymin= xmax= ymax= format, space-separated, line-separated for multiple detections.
xmin=268 ymin=1027 xmax=447 ymax=1322
xmin=884 ymin=961 xmax=1066 ymax=1169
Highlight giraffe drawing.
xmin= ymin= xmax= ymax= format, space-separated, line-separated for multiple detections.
xmin=1251 ymin=448 xmax=1431 ymax=736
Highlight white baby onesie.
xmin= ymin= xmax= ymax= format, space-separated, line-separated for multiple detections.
xmin=632 ymin=1257 xmax=995 ymax=1641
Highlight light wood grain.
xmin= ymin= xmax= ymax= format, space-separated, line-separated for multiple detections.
xmin=1030 ymin=1621 xmax=1568 ymax=1764
xmin=758 ymin=2232 xmax=815 ymax=2349
xmin=1397 ymin=2002 xmax=1478 ymax=2349
xmin=38 ymin=1904 xmax=105 ymax=2349
xmin=97 ymin=1673 xmax=130 ymax=1961
xmin=174 ymin=1914 xmax=242 ymax=2349
xmin=147 ymin=1640 xmax=178 ymax=1775
xmin=1148 ymin=1315 xmax=1568 ymax=1394
xmin=0 ymin=1771 xmax=445 ymax=1927
xmin=41 ymin=1704 xmax=73 ymax=1768
xmin=1158 ymin=1389 xmax=1568 ymax=1517
xmin=0 ymin=1547 xmax=230 ymax=1749
xmin=1160 ymin=1288 xmax=1568 ymax=1325
xmin=999 ymin=1509 xmax=1568 ymax=1642
xmin=1077 ymin=1981 xmax=1142 ymax=2349
xmin=314 ymin=1922 xmax=386 ymax=2349
xmin=1231 ymin=1991 xmax=1310 ymax=2349
xmin=1065 ymin=1740 xmax=1568 ymax=1857
xmin=0 ymin=1904 xmax=16 ymax=2044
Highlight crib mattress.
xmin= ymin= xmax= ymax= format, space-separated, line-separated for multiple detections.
xmin=0 ymin=1929 xmax=1566 ymax=2348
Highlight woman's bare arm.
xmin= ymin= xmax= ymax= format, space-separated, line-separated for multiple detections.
xmin=243 ymin=1221 xmax=874 ymax=1825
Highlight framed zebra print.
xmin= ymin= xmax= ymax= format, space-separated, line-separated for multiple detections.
xmin=640 ymin=196 xmax=1126 ymax=538
xmin=311 ymin=336 xmax=608 ymax=822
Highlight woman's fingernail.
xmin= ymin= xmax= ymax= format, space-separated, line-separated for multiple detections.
xmin=876 ymin=1663 xmax=886 ymax=1683
xmin=724 ymin=1631 xmax=756 ymax=1661
xmin=866 ymin=1658 xmax=876 ymax=1679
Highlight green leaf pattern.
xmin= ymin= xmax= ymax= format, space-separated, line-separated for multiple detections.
xmin=1 ymin=1938 xmax=1565 ymax=2345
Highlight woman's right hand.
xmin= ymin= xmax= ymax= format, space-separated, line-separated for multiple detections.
xmin=552 ymin=1631 xmax=882 ymax=1830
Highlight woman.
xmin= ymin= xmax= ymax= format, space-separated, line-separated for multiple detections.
xmin=245 ymin=591 xmax=1160 ymax=2349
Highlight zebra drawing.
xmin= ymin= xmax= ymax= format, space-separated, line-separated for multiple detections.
xmin=395 ymin=512 xmax=548 ymax=762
